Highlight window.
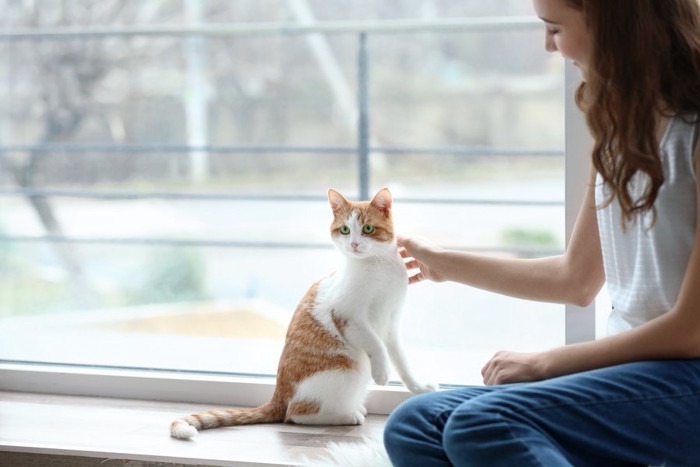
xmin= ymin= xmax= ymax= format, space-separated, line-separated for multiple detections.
xmin=0 ymin=1 xmax=594 ymax=407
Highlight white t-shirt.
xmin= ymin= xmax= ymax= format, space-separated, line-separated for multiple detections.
xmin=595 ymin=114 xmax=698 ymax=335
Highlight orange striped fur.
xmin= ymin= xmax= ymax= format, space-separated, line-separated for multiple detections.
xmin=170 ymin=188 xmax=435 ymax=439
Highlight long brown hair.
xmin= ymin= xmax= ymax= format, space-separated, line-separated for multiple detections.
xmin=568 ymin=0 xmax=700 ymax=225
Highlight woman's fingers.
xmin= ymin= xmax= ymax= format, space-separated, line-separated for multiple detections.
xmin=404 ymin=258 xmax=424 ymax=283
xmin=408 ymin=271 xmax=424 ymax=285
xmin=398 ymin=236 xmax=429 ymax=284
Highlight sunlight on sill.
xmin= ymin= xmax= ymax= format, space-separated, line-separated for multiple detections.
xmin=0 ymin=390 xmax=388 ymax=467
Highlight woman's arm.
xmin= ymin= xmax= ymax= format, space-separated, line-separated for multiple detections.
xmin=399 ymin=169 xmax=605 ymax=307
xmin=482 ymin=135 xmax=700 ymax=384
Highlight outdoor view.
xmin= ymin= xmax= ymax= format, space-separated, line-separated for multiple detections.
xmin=0 ymin=0 xmax=576 ymax=386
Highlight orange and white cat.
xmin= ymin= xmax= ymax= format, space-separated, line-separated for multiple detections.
xmin=170 ymin=188 xmax=435 ymax=439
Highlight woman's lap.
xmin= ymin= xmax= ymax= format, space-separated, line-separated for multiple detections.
xmin=384 ymin=359 xmax=700 ymax=466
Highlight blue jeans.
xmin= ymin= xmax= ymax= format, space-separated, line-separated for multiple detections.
xmin=384 ymin=360 xmax=700 ymax=466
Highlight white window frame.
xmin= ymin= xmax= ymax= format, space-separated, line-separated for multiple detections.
xmin=0 ymin=25 xmax=594 ymax=415
xmin=564 ymin=60 xmax=596 ymax=344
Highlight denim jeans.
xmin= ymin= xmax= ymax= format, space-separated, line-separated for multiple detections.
xmin=384 ymin=360 xmax=700 ymax=466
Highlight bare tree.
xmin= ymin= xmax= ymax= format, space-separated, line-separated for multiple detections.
xmin=0 ymin=0 xmax=178 ymax=307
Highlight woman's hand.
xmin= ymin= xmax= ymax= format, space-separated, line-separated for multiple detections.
xmin=481 ymin=350 xmax=548 ymax=385
xmin=397 ymin=235 xmax=447 ymax=284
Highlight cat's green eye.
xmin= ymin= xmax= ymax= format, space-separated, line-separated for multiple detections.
xmin=362 ymin=224 xmax=375 ymax=234
xmin=339 ymin=225 xmax=351 ymax=235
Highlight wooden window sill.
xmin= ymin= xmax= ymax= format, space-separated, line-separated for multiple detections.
xmin=0 ymin=391 xmax=387 ymax=466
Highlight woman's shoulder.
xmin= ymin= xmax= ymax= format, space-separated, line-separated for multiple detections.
xmin=661 ymin=112 xmax=698 ymax=175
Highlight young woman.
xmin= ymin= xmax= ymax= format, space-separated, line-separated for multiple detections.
xmin=383 ymin=0 xmax=700 ymax=465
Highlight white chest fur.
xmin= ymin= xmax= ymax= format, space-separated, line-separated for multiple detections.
xmin=318 ymin=251 xmax=406 ymax=324
xmin=308 ymin=245 xmax=434 ymax=396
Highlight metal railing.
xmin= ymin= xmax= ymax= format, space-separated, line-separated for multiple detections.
xmin=0 ymin=17 xmax=563 ymax=256
xmin=0 ymin=17 xmax=543 ymax=40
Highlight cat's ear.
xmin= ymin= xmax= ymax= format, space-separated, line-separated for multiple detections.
xmin=370 ymin=188 xmax=392 ymax=217
xmin=328 ymin=189 xmax=349 ymax=215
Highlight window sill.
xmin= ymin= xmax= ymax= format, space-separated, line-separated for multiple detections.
xmin=0 ymin=390 xmax=388 ymax=467
xmin=0 ymin=362 xmax=413 ymax=414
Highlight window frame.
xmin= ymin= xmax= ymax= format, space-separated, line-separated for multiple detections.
xmin=564 ymin=60 xmax=596 ymax=344
xmin=0 ymin=20 xmax=594 ymax=413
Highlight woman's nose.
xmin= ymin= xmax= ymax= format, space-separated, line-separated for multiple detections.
xmin=545 ymin=33 xmax=556 ymax=52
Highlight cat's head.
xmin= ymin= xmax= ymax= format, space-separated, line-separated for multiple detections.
xmin=327 ymin=188 xmax=396 ymax=259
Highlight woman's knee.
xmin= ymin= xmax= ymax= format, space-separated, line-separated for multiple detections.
xmin=442 ymin=397 xmax=570 ymax=466
xmin=385 ymin=387 xmax=506 ymax=464
xmin=442 ymin=401 xmax=503 ymax=463
xmin=384 ymin=392 xmax=433 ymax=448
xmin=385 ymin=392 xmax=465 ymax=466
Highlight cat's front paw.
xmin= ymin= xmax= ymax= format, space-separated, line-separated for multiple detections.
xmin=406 ymin=381 xmax=439 ymax=394
xmin=370 ymin=362 xmax=390 ymax=386
xmin=351 ymin=409 xmax=366 ymax=425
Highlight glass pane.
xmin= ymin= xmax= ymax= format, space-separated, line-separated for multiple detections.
xmin=0 ymin=0 xmax=564 ymax=386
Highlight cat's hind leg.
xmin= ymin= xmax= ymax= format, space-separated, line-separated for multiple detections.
xmin=287 ymin=402 xmax=365 ymax=425
xmin=286 ymin=369 xmax=369 ymax=426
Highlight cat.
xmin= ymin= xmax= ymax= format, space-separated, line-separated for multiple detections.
xmin=170 ymin=187 xmax=436 ymax=439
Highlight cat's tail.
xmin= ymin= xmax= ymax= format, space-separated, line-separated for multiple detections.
xmin=170 ymin=401 xmax=284 ymax=439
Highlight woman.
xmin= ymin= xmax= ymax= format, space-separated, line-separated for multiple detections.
xmin=383 ymin=0 xmax=700 ymax=465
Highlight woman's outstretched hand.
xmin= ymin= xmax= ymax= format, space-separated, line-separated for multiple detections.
xmin=397 ymin=235 xmax=447 ymax=284
xmin=399 ymin=235 xmax=554 ymax=385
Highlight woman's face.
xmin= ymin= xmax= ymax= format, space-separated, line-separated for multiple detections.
xmin=532 ymin=0 xmax=592 ymax=80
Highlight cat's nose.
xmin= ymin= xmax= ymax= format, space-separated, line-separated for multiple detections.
xmin=351 ymin=242 xmax=359 ymax=250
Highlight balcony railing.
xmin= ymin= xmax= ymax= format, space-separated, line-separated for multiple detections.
xmin=0 ymin=17 xmax=563 ymax=257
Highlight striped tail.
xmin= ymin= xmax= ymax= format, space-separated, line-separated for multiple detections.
xmin=170 ymin=401 xmax=284 ymax=439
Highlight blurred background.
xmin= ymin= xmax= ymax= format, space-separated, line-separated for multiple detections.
xmin=0 ymin=0 xmax=584 ymax=386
